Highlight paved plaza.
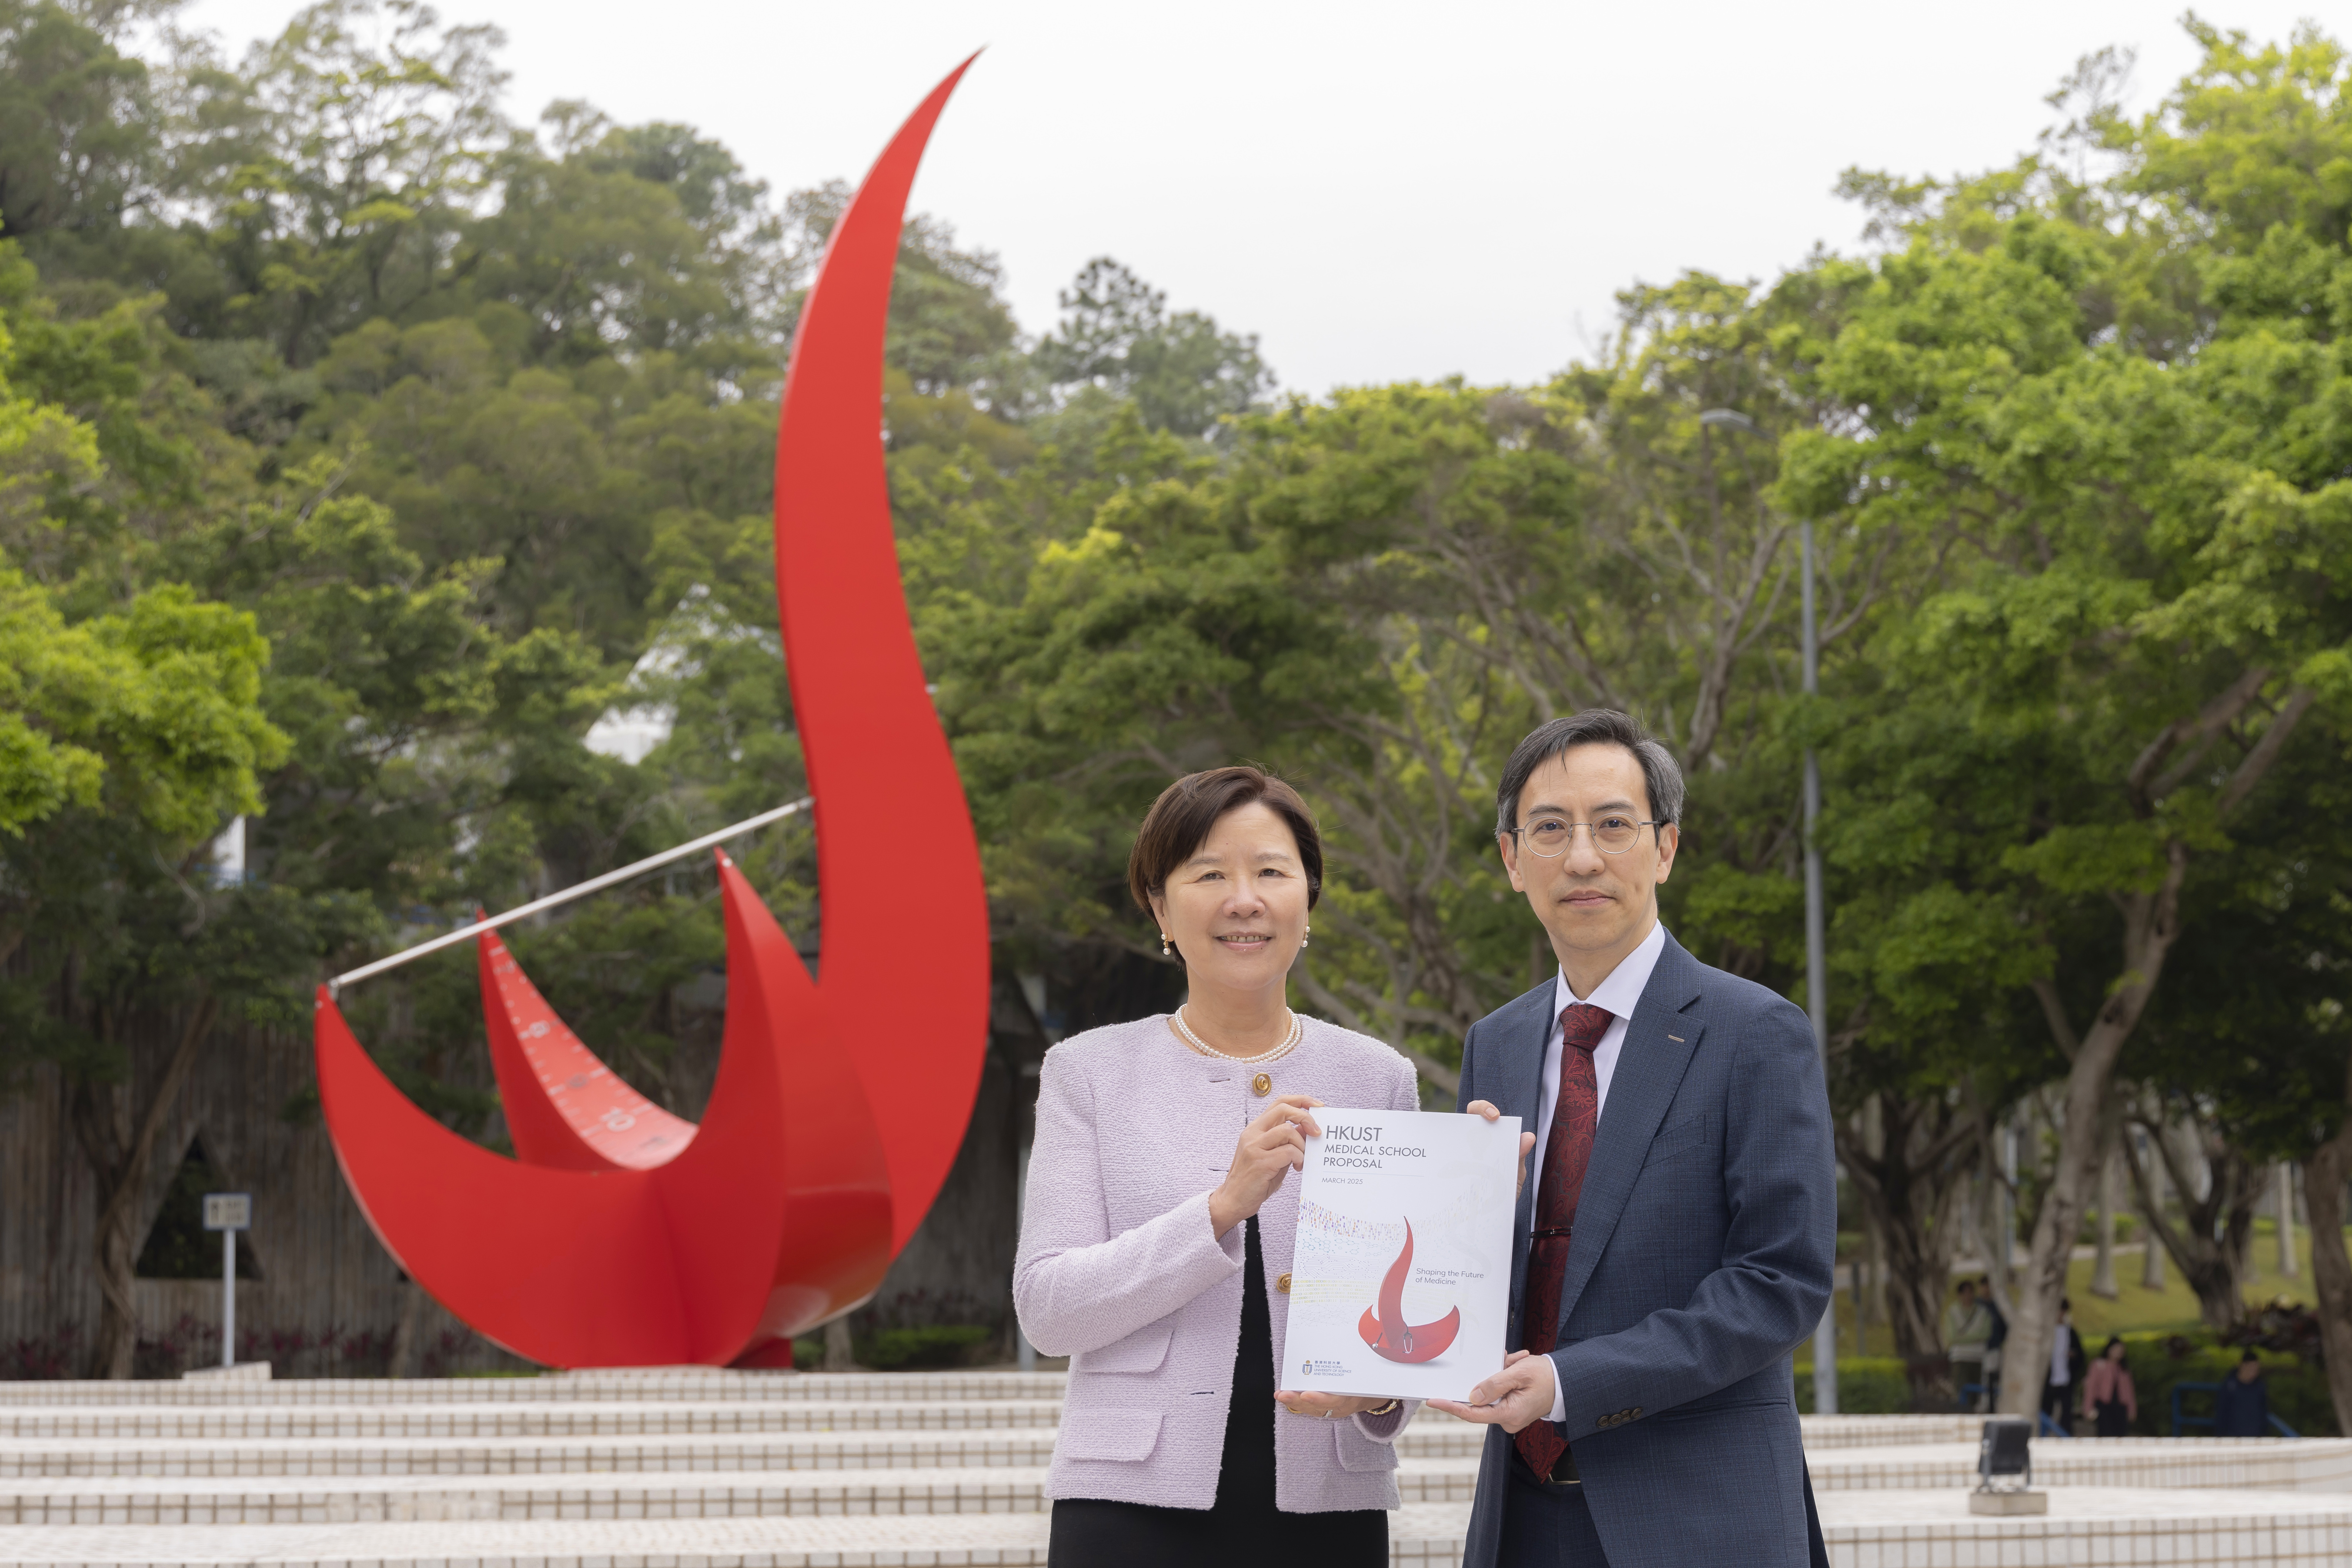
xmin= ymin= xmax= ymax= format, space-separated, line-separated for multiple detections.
xmin=0 ymin=1370 xmax=2346 ymax=1565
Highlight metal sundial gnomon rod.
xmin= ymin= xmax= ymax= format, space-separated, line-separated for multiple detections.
xmin=327 ymin=797 xmax=814 ymax=995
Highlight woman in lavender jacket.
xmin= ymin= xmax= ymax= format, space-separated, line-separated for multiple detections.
xmin=1015 ymin=767 xmax=1423 ymax=1567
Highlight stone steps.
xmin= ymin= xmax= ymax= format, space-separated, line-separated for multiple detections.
xmin=0 ymin=1461 xmax=1493 ymax=1525
xmin=1795 ymin=1413 xmax=1981 ymax=1448
xmin=0 ymin=1374 xmax=1067 ymax=1408
xmin=0 ymin=1421 xmax=1494 ymax=1480
xmin=0 ymin=1509 xmax=1157 ymax=1566
xmin=0 ymin=1374 xmax=2346 ymax=1567
xmin=10 ymin=1490 xmax=2352 ymax=1568
xmin=0 ymin=1401 xmax=1064 ymax=1441
xmin=1806 ymin=1436 xmax=2352 ymax=1493
xmin=7 ymin=1433 xmax=2342 ymax=1520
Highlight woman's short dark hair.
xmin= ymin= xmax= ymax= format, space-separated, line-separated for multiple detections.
xmin=2101 ymin=1336 xmax=2126 ymax=1357
xmin=1127 ymin=766 xmax=1323 ymax=915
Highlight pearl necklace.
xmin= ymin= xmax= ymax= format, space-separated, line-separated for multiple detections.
xmin=1170 ymin=1004 xmax=1303 ymax=1066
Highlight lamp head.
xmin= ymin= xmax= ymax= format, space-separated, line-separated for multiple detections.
xmin=1977 ymin=1418 xmax=2033 ymax=1491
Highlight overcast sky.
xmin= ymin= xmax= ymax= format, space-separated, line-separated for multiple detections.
xmin=183 ymin=0 xmax=2324 ymax=394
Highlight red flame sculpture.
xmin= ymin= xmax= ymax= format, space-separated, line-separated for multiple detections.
xmin=476 ymin=918 xmax=697 ymax=1172
xmin=1357 ymin=1220 xmax=1461 ymax=1363
xmin=312 ymin=56 xmax=992 ymax=1368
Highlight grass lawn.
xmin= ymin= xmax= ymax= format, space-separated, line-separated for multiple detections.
xmin=1797 ymin=1217 xmax=2335 ymax=1368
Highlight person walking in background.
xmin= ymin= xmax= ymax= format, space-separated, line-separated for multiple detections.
xmin=1944 ymin=1282 xmax=1992 ymax=1411
xmin=2040 ymin=1299 xmax=2087 ymax=1435
xmin=1431 ymin=711 xmax=1836 ymax=1568
xmin=1015 ymin=768 xmax=1421 ymax=1567
xmin=2215 ymin=1351 xmax=2272 ymax=1437
xmin=2084 ymin=1338 xmax=2136 ymax=1437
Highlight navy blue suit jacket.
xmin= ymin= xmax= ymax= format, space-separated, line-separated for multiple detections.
xmin=1457 ymin=927 xmax=1835 ymax=1568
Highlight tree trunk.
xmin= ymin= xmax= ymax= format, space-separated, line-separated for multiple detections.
xmin=1997 ymin=846 xmax=2189 ymax=1418
xmin=2123 ymin=1104 xmax=2256 ymax=1333
xmin=388 ymin=1278 xmax=425 ymax=1378
xmin=2139 ymin=1127 xmax=2168 ymax=1290
xmin=1837 ymin=1091 xmax=1972 ymax=1405
xmin=66 ymin=996 xmax=219 ymax=1379
xmin=2276 ymin=1163 xmax=2299 ymax=1281
xmin=824 ymin=1318 xmax=855 ymax=1371
xmin=2304 ymin=1109 xmax=2352 ymax=1437
xmin=2092 ymin=1131 xmax=2120 ymax=1299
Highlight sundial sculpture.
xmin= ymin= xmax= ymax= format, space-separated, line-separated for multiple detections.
xmin=312 ymin=57 xmax=991 ymax=1369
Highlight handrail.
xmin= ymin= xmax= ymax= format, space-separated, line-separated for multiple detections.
xmin=2169 ymin=1378 xmax=2297 ymax=1439
xmin=327 ymin=797 xmax=813 ymax=996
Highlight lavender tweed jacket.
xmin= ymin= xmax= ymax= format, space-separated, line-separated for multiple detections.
xmin=1014 ymin=1014 xmax=1423 ymax=1512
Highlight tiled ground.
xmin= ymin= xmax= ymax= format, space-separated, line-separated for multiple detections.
xmin=0 ymin=1373 xmax=2346 ymax=1567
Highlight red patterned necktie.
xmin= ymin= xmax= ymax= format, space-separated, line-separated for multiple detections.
xmin=1515 ymin=1002 xmax=1611 ymax=1481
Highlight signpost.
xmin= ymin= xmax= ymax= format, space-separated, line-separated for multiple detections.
xmin=202 ymin=1193 xmax=251 ymax=1368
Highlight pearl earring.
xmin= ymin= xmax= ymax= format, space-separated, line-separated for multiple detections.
xmin=1161 ymin=933 xmax=1173 ymax=957
xmin=1302 ymin=924 xmax=1311 ymax=948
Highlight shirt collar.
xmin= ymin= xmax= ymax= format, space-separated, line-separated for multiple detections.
xmin=1550 ymin=919 xmax=1668 ymax=1024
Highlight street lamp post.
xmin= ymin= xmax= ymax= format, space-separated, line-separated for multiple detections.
xmin=1700 ymin=408 xmax=1837 ymax=1415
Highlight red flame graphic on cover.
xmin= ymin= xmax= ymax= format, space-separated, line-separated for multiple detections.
xmin=310 ymin=57 xmax=991 ymax=1369
xmin=1356 ymin=1220 xmax=1461 ymax=1363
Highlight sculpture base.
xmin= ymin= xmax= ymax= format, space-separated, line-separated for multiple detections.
xmin=1968 ymin=1488 xmax=2048 ymax=1515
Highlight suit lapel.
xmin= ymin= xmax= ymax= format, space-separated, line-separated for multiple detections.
xmin=1553 ymin=930 xmax=1706 ymax=1331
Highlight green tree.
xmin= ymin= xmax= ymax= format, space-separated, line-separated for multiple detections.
xmin=0 ymin=1 xmax=161 ymax=246
xmin=1785 ymin=19 xmax=2352 ymax=1416
xmin=1034 ymin=258 xmax=1271 ymax=437
xmin=0 ymin=255 xmax=297 ymax=1374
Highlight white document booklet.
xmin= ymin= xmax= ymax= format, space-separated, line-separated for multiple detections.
xmin=1277 ymin=1106 xmax=1522 ymax=1400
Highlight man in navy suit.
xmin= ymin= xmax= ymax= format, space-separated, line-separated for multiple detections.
xmin=1428 ymin=710 xmax=1835 ymax=1568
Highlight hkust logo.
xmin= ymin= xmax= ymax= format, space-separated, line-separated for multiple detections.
xmin=1357 ymin=1220 xmax=1460 ymax=1363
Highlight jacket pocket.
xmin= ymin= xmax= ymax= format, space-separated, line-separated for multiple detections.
xmin=1641 ymin=1112 xmax=1713 ymax=1170
xmin=1060 ymin=1407 xmax=1165 ymax=1461
xmin=1333 ymin=1418 xmax=1400 ymax=1473
xmin=1074 ymin=1323 xmax=1173 ymax=1375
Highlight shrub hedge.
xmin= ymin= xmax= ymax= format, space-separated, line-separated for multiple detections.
xmin=2098 ymin=1333 xmax=2336 ymax=1438
xmin=1792 ymin=1358 xmax=1913 ymax=1415
xmin=1795 ymin=1335 xmax=2339 ymax=1435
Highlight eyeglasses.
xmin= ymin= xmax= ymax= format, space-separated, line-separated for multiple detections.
xmin=1509 ymin=814 xmax=1661 ymax=857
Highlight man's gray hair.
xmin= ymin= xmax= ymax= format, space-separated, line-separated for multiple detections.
xmin=1493 ymin=710 xmax=1686 ymax=837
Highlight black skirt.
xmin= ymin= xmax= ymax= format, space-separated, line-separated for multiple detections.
xmin=1047 ymin=1216 xmax=1388 ymax=1567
